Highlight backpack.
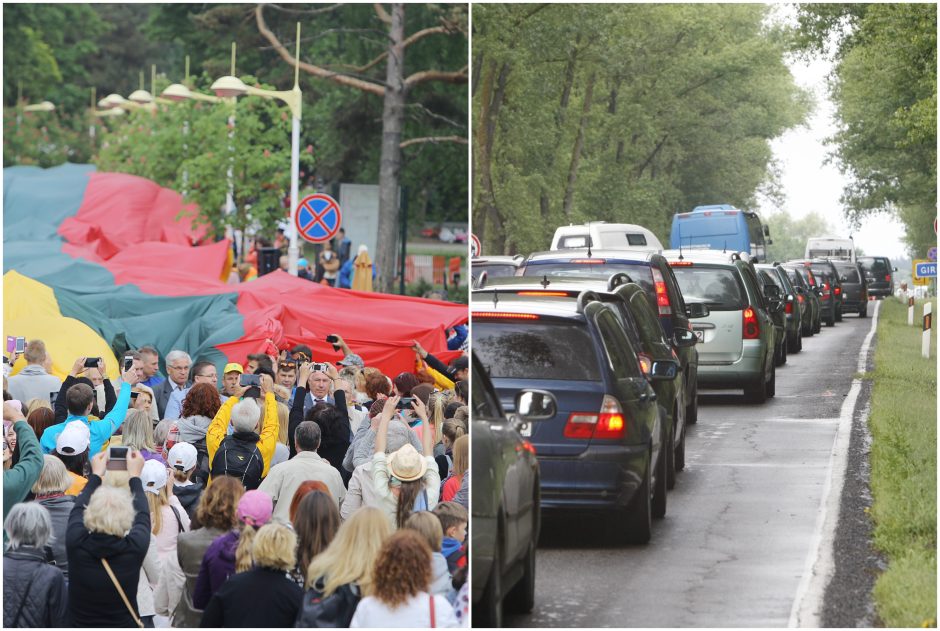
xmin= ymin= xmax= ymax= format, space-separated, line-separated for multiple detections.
xmin=210 ymin=437 xmax=264 ymax=490
xmin=192 ymin=439 xmax=211 ymax=486
xmin=296 ymin=578 xmax=360 ymax=628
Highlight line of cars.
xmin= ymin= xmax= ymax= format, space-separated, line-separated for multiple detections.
xmin=471 ymin=227 xmax=887 ymax=625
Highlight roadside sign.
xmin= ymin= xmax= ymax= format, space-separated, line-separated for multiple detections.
xmin=295 ymin=193 xmax=342 ymax=243
xmin=928 ymin=247 xmax=937 ymax=262
xmin=470 ymin=233 xmax=481 ymax=258
xmin=914 ymin=260 xmax=936 ymax=278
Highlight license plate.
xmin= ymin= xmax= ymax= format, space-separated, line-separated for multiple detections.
xmin=694 ymin=329 xmax=705 ymax=342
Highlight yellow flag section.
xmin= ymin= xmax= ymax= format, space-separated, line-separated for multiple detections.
xmin=4 ymin=271 xmax=119 ymax=381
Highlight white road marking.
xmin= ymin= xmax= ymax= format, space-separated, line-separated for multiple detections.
xmin=788 ymin=301 xmax=881 ymax=627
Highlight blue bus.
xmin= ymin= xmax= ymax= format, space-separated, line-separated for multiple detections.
xmin=669 ymin=204 xmax=770 ymax=261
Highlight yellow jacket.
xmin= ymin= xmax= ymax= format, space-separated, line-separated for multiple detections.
xmin=417 ymin=359 xmax=455 ymax=391
xmin=206 ymin=392 xmax=279 ymax=483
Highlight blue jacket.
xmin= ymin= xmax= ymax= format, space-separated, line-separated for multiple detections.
xmin=447 ymin=325 xmax=468 ymax=351
xmin=339 ymin=260 xmax=354 ymax=289
xmin=40 ymin=382 xmax=133 ymax=454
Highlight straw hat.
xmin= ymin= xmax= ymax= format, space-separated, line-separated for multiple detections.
xmin=387 ymin=443 xmax=427 ymax=482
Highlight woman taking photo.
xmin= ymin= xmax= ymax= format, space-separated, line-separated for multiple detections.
xmin=300 ymin=507 xmax=392 ymax=627
xmin=350 ymin=530 xmax=459 ymax=627
xmin=371 ymin=396 xmax=440 ymax=528
xmin=65 ymin=448 xmax=150 ymax=628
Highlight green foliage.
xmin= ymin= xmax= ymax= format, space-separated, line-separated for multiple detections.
xmin=473 ymin=4 xmax=809 ymax=255
xmin=765 ymin=211 xmax=834 ymax=262
xmin=795 ymin=4 xmax=937 ymax=258
xmin=868 ymin=298 xmax=936 ymax=627
xmin=2 ymin=107 xmax=96 ymax=167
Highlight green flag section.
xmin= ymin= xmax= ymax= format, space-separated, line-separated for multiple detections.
xmin=3 ymin=164 xmax=467 ymax=377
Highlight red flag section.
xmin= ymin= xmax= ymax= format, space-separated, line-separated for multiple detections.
xmin=53 ymin=170 xmax=466 ymax=376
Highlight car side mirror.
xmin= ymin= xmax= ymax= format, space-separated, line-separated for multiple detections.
xmin=673 ymin=328 xmax=698 ymax=348
xmin=649 ymin=360 xmax=679 ymax=381
xmin=770 ymin=300 xmax=785 ymax=314
xmin=763 ymin=284 xmax=782 ymax=300
xmin=685 ymin=302 xmax=710 ymax=318
xmin=840 ymin=275 xmax=848 ymax=283
xmin=515 ymin=390 xmax=557 ymax=421
xmin=794 ymin=286 xmax=804 ymax=294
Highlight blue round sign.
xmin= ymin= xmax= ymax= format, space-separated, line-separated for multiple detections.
xmin=295 ymin=193 xmax=342 ymax=243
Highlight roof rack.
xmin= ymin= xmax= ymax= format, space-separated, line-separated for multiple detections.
xmin=607 ymin=272 xmax=633 ymax=291
xmin=576 ymin=290 xmax=602 ymax=314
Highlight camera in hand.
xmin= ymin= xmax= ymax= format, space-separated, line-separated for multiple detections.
xmin=239 ymin=373 xmax=261 ymax=387
xmin=326 ymin=335 xmax=341 ymax=352
xmin=130 ymin=391 xmax=139 ymax=400
xmin=123 ymin=355 xmax=134 ymax=372
xmin=312 ymin=362 xmax=329 ymax=373
xmin=107 ymin=446 xmax=128 ymax=471
xmin=396 ymin=397 xmax=415 ymax=410
xmin=84 ymin=357 xmax=101 ymax=368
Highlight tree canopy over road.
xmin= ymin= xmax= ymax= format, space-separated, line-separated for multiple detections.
xmin=472 ymin=4 xmax=809 ymax=255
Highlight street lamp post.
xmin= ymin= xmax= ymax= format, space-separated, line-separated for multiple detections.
xmin=211 ymin=22 xmax=303 ymax=276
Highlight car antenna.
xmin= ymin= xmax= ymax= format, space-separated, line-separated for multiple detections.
xmin=541 ymin=275 xmax=551 ymax=289
xmin=678 ymin=237 xmax=685 ymax=261
xmin=723 ymin=240 xmax=727 ymax=253
xmin=491 ymin=287 xmax=499 ymax=308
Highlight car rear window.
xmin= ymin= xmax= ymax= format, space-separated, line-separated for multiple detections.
xmin=523 ymin=261 xmax=654 ymax=294
xmin=671 ymin=266 xmax=746 ymax=311
xmin=557 ymin=235 xmax=592 ymax=249
xmin=473 ymin=320 xmax=602 ymax=381
xmin=473 ymin=263 xmax=517 ymax=278
xmin=835 ymin=265 xmax=860 ymax=283
xmin=809 ymin=266 xmax=834 ymax=284
xmin=860 ymin=257 xmax=889 ymax=273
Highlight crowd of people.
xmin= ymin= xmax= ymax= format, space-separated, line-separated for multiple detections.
xmin=3 ymin=334 xmax=469 ymax=627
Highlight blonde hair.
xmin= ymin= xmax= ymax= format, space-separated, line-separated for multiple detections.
xmin=84 ymin=485 xmax=135 ymax=537
xmin=306 ymin=507 xmax=392 ymax=595
xmin=26 ymin=398 xmax=52 ymax=417
xmin=403 ymin=511 xmax=443 ymax=553
xmin=146 ymin=484 xmax=171 ymax=535
xmin=251 ymin=522 xmax=297 ymax=572
xmin=452 ymin=435 xmax=468 ymax=479
xmin=427 ymin=392 xmax=445 ymax=446
xmin=32 ymin=455 xmax=71 ymax=495
xmin=121 ymin=409 xmax=155 ymax=452
xmin=275 ymin=402 xmax=290 ymax=446
xmin=235 ymin=524 xmax=259 ymax=573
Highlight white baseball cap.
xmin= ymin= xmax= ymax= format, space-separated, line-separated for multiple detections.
xmin=167 ymin=442 xmax=198 ymax=472
xmin=55 ymin=421 xmax=90 ymax=455
xmin=140 ymin=459 xmax=168 ymax=495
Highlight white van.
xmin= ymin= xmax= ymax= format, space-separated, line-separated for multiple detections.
xmin=805 ymin=236 xmax=856 ymax=263
xmin=550 ymin=222 xmax=664 ymax=252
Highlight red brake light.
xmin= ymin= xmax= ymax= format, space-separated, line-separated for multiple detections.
xmin=475 ymin=312 xmax=540 ymax=320
xmin=651 ymin=267 xmax=672 ymax=315
xmin=797 ymin=294 xmax=805 ymax=304
xmin=516 ymin=441 xmax=537 ymax=455
xmin=570 ymin=259 xmax=606 ymax=264
xmin=563 ymin=395 xmax=626 ymax=440
xmin=637 ymin=353 xmax=653 ymax=375
xmin=516 ymin=291 xmax=569 ymax=297
xmin=785 ymin=300 xmax=793 ymax=314
xmin=669 ymin=261 xmax=694 ymax=266
xmin=743 ymin=306 xmax=760 ymax=339
xmin=885 ymin=274 xmax=891 ymax=282
xmin=834 ymin=286 xmax=841 ymax=295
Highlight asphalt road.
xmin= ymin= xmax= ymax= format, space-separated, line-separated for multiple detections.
xmin=505 ymin=311 xmax=875 ymax=628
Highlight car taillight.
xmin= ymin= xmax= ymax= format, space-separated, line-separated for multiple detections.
xmin=834 ymin=286 xmax=841 ymax=296
xmin=797 ymin=294 xmax=805 ymax=304
xmin=885 ymin=274 xmax=891 ymax=282
xmin=563 ymin=395 xmax=626 ymax=440
xmin=474 ymin=312 xmax=540 ymax=320
xmin=743 ymin=306 xmax=760 ymax=339
xmin=785 ymin=301 xmax=793 ymax=314
xmin=651 ymin=267 xmax=672 ymax=316
xmin=637 ymin=352 xmax=653 ymax=376
xmin=516 ymin=291 xmax=570 ymax=297
xmin=516 ymin=441 xmax=537 ymax=455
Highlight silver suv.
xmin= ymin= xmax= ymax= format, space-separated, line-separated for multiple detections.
xmin=663 ymin=250 xmax=781 ymax=403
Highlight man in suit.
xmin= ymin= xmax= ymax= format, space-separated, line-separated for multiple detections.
xmin=155 ymin=349 xmax=191 ymax=419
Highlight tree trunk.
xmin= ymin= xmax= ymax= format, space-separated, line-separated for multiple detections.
xmin=562 ymin=72 xmax=595 ymax=220
xmin=375 ymin=3 xmax=407 ymax=294
xmin=474 ymin=59 xmax=510 ymax=255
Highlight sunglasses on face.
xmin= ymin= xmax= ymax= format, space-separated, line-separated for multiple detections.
xmin=278 ymin=361 xmax=297 ymax=370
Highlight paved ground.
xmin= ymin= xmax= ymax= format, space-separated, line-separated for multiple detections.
xmin=504 ymin=312 xmax=877 ymax=628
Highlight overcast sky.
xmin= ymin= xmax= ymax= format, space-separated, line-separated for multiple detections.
xmin=758 ymin=5 xmax=910 ymax=261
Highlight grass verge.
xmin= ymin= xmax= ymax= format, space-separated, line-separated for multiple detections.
xmin=868 ymin=297 xmax=937 ymax=627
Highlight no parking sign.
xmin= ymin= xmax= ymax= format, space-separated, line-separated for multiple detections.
xmin=295 ymin=193 xmax=342 ymax=243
